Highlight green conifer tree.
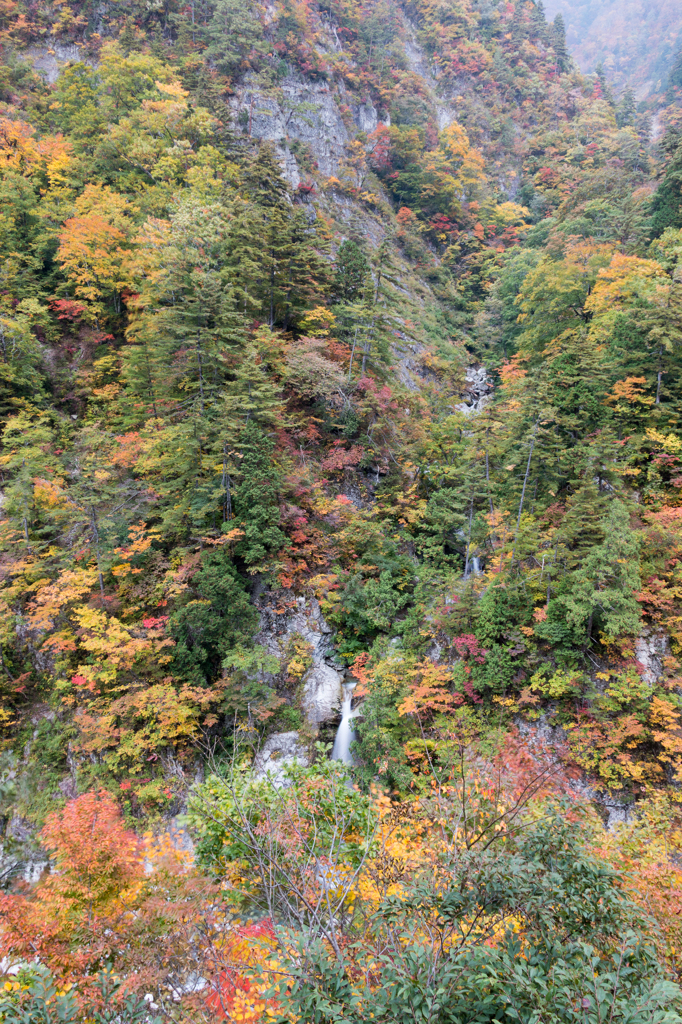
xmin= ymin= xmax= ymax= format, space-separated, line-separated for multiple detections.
xmin=561 ymin=500 xmax=641 ymax=645
xmin=233 ymin=422 xmax=287 ymax=570
xmin=552 ymin=13 xmax=570 ymax=74
xmin=617 ymin=87 xmax=637 ymax=128
xmin=333 ymin=240 xmax=371 ymax=303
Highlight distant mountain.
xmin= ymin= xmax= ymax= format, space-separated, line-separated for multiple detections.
xmin=543 ymin=0 xmax=682 ymax=100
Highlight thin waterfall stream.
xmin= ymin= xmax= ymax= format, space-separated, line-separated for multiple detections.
xmin=331 ymin=682 xmax=357 ymax=764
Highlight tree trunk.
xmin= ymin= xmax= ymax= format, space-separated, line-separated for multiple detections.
xmin=348 ymin=326 xmax=359 ymax=382
xmin=90 ymin=507 xmax=105 ymax=599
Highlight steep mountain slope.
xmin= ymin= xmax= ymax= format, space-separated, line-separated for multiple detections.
xmin=0 ymin=0 xmax=675 ymax=829
xmin=2 ymin=2 xmax=682 ymax=1010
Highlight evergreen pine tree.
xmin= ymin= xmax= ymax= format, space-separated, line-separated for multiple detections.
xmin=333 ymin=240 xmax=371 ymax=302
xmin=668 ymin=46 xmax=682 ymax=96
xmin=593 ymin=61 xmax=614 ymax=105
xmin=233 ymin=422 xmax=288 ymax=570
xmin=552 ymin=14 xmax=570 ymax=73
xmin=650 ymin=132 xmax=682 ymax=238
xmin=205 ymin=0 xmax=266 ymax=78
xmin=617 ymin=87 xmax=637 ymax=128
xmin=561 ymin=500 xmax=641 ymax=645
xmin=234 ymin=146 xmax=332 ymax=328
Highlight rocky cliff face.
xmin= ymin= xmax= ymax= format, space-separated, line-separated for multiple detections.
xmin=253 ymin=592 xmax=344 ymax=726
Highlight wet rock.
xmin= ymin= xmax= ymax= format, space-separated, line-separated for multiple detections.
xmin=0 ymin=813 xmax=48 ymax=884
xmin=253 ymin=731 xmax=310 ymax=787
xmin=253 ymin=593 xmax=344 ymax=725
xmin=454 ymin=365 xmax=493 ymax=415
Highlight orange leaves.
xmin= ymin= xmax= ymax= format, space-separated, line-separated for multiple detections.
xmin=0 ymin=119 xmax=72 ymax=176
xmin=41 ymin=790 xmax=143 ymax=900
xmin=58 ymin=214 xmax=129 ymax=303
xmin=397 ymin=205 xmax=418 ymax=227
xmin=0 ymin=791 xmax=144 ymax=981
xmin=398 ymin=659 xmax=463 ymax=718
xmin=33 ymin=476 xmax=66 ymax=509
xmin=608 ymin=376 xmax=653 ymax=406
xmin=26 ymin=568 xmax=98 ymax=634
xmin=349 ymin=652 xmax=371 ymax=697
xmin=0 ymin=117 xmax=39 ymax=170
xmin=57 ymin=184 xmax=137 ymax=305
xmin=498 ymin=354 xmax=527 ymax=387
xmin=113 ymin=520 xmax=154 ymax=562
xmin=110 ymin=432 xmax=146 ymax=469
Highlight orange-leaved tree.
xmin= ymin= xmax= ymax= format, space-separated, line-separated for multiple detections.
xmin=0 ymin=791 xmax=227 ymax=1015
xmin=0 ymin=790 xmax=143 ymax=984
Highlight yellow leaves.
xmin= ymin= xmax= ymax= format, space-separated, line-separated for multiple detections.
xmin=0 ymin=118 xmax=71 ymax=174
xmin=0 ymin=704 xmax=15 ymax=730
xmin=91 ymin=383 xmax=121 ymax=402
xmin=650 ymin=695 xmax=679 ymax=730
xmin=493 ymin=695 xmax=519 ymax=709
xmin=585 ymin=252 xmax=666 ymax=318
xmin=646 ymin=428 xmax=682 ymax=454
xmin=80 ymin=680 xmax=226 ymax=761
xmin=298 ymin=306 xmax=336 ymax=336
xmin=439 ymin=121 xmax=485 ymax=185
xmin=515 ymin=241 xmax=615 ymax=350
xmin=649 ymin=696 xmax=682 ymax=765
xmin=201 ymin=528 xmax=245 ymax=546
xmin=154 ymin=79 xmax=188 ymax=100
xmin=111 ymin=563 xmax=142 ymax=579
xmin=492 ymin=201 xmax=530 ymax=227
xmin=33 ymin=477 xmax=65 ymax=509
xmin=26 ymin=568 xmax=98 ymax=633
xmin=73 ymin=604 xmax=174 ymax=683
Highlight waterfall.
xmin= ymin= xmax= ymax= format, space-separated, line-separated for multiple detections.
xmin=331 ymin=683 xmax=357 ymax=764
xmin=463 ymin=554 xmax=482 ymax=579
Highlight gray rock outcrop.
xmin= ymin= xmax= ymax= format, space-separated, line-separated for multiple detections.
xmin=253 ymin=593 xmax=344 ymax=725
xmin=253 ymin=731 xmax=310 ymax=786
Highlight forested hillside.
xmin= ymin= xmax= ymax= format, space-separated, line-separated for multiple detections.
xmin=2 ymin=0 xmax=682 ymax=1020
xmin=544 ymin=0 xmax=682 ymax=102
